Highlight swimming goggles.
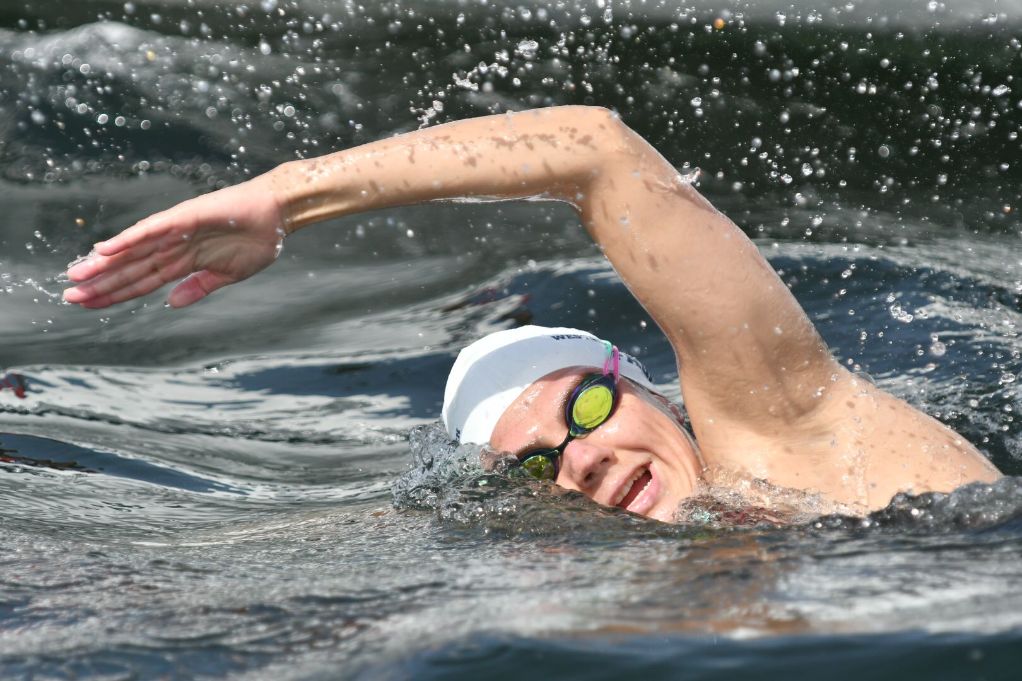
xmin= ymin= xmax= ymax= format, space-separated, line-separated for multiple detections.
xmin=518 ymin=342 xmax=620 ymax=481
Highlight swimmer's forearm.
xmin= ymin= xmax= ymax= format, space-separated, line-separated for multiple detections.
xmin=268 ymin=106 xmax=624 ymax=232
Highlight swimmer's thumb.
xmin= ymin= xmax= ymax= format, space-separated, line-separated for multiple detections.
xmin=167 ymin=270 xmax=231 ymax=308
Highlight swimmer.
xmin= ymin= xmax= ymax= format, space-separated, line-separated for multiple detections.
xmin=62 ymin=106 xmax=1001 ymax=520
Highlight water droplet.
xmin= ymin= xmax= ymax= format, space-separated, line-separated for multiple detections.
xmin=889 ymin=303 xmax=914 ymax=323
xmin=516 ymin=40 xmax=539 ymax=59
xmin=675 ymin=168 xmax=701 ymax=184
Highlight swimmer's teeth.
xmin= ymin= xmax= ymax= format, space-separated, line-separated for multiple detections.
xmin=613 ymin=469 xmax=645 ymax=507
xmin=638 ymin=477 xmax=652 ymax=498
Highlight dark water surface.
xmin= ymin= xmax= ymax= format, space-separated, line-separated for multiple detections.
xmin=2 ymin=1 xmax=1022 ymax=678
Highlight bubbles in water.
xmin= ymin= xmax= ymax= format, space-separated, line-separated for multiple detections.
xmin=889 ymin=302 xmax=914 ymax=323
xmin=515 ymin=40 xmax=539 ymax=60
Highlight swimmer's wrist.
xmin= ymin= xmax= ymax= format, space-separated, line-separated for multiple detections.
xmin=265 ymin=162 xmax=301 ymax=235
xmin=266 ymin=159 xmax=358 ymax=235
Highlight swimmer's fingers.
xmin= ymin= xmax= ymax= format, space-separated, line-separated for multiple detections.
xmin=93 ymin=207 xmax=197 ymax=258
xmin=66 ymin=229 xmax=181 ymax=283
xmin=64 ymin=243 xmax=190 ymax=305
xmin=71 ymin=251 xmax=196 ymax=309
xmin=167 ymin=270 xmax=233 ymax=308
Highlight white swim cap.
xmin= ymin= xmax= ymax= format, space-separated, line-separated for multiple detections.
xmin=442 ymin=325 xmax=656 ymax=444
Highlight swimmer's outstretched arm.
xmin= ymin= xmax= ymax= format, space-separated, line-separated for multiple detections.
xmin=67 ymin=107 xmax=823 ymax=423
xmin=63 ymin=106 xmax=1000 ymax=503
xmin=64 ymin=106 xmax=822 ymax=426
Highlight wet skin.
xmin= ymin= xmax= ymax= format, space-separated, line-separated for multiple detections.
xmin=489 ymin=367 xmax=705 ymax=522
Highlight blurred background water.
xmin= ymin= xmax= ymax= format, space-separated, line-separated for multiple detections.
xmin=2 ymin=1 xmax=1022 ymax=678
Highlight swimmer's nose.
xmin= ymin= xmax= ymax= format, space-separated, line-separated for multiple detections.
xmin=558 ymin=439 xmax=615 ymax=492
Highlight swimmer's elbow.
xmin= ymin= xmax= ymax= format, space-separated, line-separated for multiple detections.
xmin=543 ymin=106 xmax=651 ymax=188
xmin=568 ymin=105 xmax=639 ymax=156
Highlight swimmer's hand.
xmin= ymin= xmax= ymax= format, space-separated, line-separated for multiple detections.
xmin=62 ymin=174 xmax=287 ymax=309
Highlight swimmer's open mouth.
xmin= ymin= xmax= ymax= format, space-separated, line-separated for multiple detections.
xmin=614 ymin=467 xmax=652 ymax=510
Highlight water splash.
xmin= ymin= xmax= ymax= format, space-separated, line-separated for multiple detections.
xmin=676 ymin=167 xmax=702 ymax=184
xmin=814 ymin=477 xmax=1022 ymax=532
xmin=515 ymin=39 xmax=539 ymax=60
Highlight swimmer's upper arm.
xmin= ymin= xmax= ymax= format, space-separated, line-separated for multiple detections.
xmin=573 ymin=112 xmax=845 ymax=445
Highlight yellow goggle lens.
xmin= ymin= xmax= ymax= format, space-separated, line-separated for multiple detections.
xmin=521 ymin=455 xmax=557 ymax=480
xmin=570 ymin=384 xmax=614 ymax=431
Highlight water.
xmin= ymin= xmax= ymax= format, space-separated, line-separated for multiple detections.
xmin=2 ymin=1 xmax=1022 ymax=678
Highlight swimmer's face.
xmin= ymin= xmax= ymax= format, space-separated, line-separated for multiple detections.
xmin=489 ymin=367 xmax=704 ymax=522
